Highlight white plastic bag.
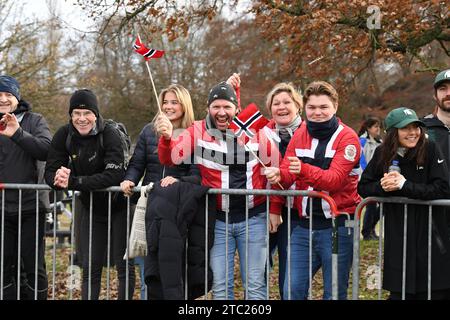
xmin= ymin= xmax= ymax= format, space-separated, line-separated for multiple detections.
xmin=124 ymin=183 xmax=153 ymax=259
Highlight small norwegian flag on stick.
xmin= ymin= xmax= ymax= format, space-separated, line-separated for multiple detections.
xmin=133 ymin=36 xmax=164 ymax=60
xmin=229 ymin=103 xmax=269 ymax=144
xmin=133 ymin=35 xmax=164 ymax=112
xmin=229 ymin=96 xmax=283 ymax=190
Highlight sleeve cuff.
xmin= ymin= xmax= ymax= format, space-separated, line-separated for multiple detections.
xmin=398 ymin=177 xmax=406 ymax=190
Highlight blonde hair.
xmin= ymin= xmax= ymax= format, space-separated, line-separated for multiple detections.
xmin=157 ymin=84 xmax=194 ymax=129
xmin=265 ymin=82 xmax=303 ymax=115
xmin=303 ymin=81 xmax=338 ymax=107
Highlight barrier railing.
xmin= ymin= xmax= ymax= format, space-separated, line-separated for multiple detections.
xmin=1 ymin=183 xmax=350 ymax=300
xmin=352 ymin=196 xmax=450 ymax=300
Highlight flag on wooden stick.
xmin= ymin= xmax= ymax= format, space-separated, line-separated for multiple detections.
xmin=133 ymin=36 xmax=164 ymax=61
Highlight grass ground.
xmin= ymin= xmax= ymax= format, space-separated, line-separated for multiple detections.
xmin=43 ymin=209 xmax=389 ymax=300
xmin=44 ymin=235 xmax=388 ymax=300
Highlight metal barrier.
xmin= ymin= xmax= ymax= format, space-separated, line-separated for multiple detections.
xmin=352 ymin=196 xmax=450 ymax=300
xmin=1 ymin=183 xmax=351 ymax=300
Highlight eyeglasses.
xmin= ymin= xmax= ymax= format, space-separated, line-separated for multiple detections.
xmin=71 ymin=110 xmax=96 ymax=118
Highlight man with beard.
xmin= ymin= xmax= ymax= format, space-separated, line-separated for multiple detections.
xmin=423 ymin=68 xmax=450 ymax=234
xmin=0 ymin=75 xmax=51 ymax=299
xmin=155 ymin=79 xmax=277 ymax=300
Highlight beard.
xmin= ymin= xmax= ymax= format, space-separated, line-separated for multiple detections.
xmin=437 ymin=97 xmax=450 ymax=113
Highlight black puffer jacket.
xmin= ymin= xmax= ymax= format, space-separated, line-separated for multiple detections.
xmin=0 ymin=100 xmax=51 ymax=213
xmin=124 ymin=123 xmax=199 ymax=187
xmin=358 ymin=140 xmax=450 ymax=294
xmin=144 ymin=181 xmax=215 ymax=300
xmin=45 ymin=116 xmax=126 ymax=214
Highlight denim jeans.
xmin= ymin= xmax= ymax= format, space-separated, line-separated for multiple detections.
xmin=269 ymin=209 xmax=301 ymax=299
xmin=210 ymin=211 xmax=267 ymax=300
xmin=134 ymin=256 xmax=146 ymax=300
xmin=282 ymin=225 xmax=353 ymax=300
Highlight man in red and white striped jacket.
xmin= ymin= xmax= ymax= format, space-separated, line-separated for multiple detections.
xmin=155 ymin=77 xmax=278 ymax=300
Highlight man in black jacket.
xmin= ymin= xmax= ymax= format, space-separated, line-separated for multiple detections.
xmin=0 ymin=75 xmax=51 ymax=300
xmin=45 ymin=89 xmax=135 ymax=299
xmin=423 ymin=68 xmax=450 ymax=233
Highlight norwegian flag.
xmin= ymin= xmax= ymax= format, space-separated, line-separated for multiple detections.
xmin=133 ymin=36 xmax=164 ymax=61
xmin=229 ymin=103 xmax=269 ymax=144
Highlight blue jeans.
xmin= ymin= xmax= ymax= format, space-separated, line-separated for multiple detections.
xmin=269 ymin=210 xmax=301 ymax=299
xmin=134 ymin=256 xmax=146 ymax=300
xmin=282 ymin=225 xmax=353 ymax=300
xmin=210 ymin=211 xmax=267 ymax=300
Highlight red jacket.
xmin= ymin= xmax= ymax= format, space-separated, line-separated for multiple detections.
xmin=158 ymin=120 xmax=279 ymax=212
xmin=271 ymin=120 xmax=361 ymax=218
xmin=265 ymin=119 xmax=301 ymax=214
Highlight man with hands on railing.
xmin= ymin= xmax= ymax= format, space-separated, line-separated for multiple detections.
xmin=44 ymin=89 xmax=135 ymax=300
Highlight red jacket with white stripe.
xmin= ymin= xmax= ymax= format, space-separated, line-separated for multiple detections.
xmin=158 ymin=120 xmax=278 ymax=214
xmin=274 ymin=120 xmax=361 ymax=218
xmin=264 ymin=119 xmax=301 ymax=215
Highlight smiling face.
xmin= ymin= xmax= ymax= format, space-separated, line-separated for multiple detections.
xmin=208 ymin=99 xmax=237 ymax=131
xmin=0 ymin=92 xmax=18 ymax=114
xmin=304 ymin=94 xmax=337 ymax=123
xmin=71 ymin=108 xmax=97 ymax=136
xmin=270 ymin=91 xmax=299 ymax=126
xmin=398 ymin=122 xmax=421 ymax=148
xmin=162 ymin=91 xmax=184 ymax=128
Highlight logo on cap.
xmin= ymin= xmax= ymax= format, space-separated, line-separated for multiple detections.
xmin=403 ymin=109 xmax=413 ymax=115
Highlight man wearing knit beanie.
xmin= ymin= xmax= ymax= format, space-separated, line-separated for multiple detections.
xmin=68 ymin=89 xmax=99 ymax=136
xmin=155 ymin=74 xmax=270 ymax=300
xmin=45 ymin=88 xmax=135 ymax=300
xmin=0 ymin=74 xmax=51 ymax=299
xmin=0 ymin=75 xmax=21 ymax=115
xmin=205 ymin=81 xmax=239 ymax=131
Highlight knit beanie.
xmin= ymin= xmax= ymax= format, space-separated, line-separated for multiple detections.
xmin=0 ymin=75 xmax=20 ymax=101
xmin=69 ymin=89 xmax=99 ymax=116
xmin=207 ymin=81 xmax=238 ymax=107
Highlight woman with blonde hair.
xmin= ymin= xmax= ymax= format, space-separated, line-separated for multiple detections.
xmin=120 ymin=83 xmax=200 ymax=299
xmin=264 ymin=82 xmax=303 ymax=299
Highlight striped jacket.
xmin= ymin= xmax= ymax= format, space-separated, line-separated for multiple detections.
xmin=275 ymin=120 xmax=361 ymax=218
xmin=158 ymin=119 xmax=279 ymax=215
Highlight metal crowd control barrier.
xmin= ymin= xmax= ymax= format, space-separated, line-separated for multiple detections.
xmin=206 ymin=188 xmax=347 ymax=301
xmin=352 ymin=196 xmax=450 ymax=300
xmin=1 ymin=183 xmax=348 ymax=300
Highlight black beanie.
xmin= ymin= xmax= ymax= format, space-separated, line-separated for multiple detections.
xmin=207 ymin=81 xmax=238 ymax=107
xmin=69 ymin=89 xmax=99 ymax=116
